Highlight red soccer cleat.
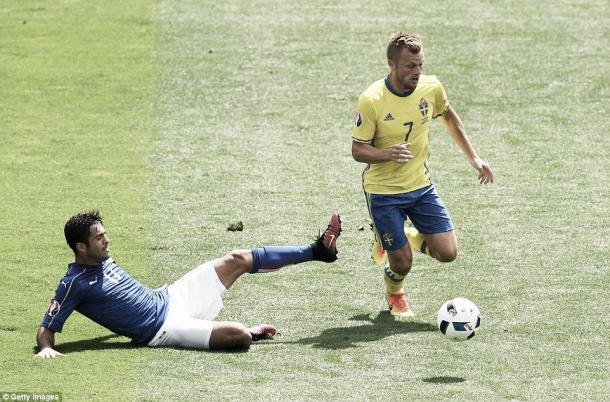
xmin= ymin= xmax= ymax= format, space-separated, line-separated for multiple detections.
xmin=386 ymin=291 xmax=415 ymax=320
xmin=249 ymin=324 xmax=278 ymax=341
xmin=312 ymin=212 xmax=342 ymax=262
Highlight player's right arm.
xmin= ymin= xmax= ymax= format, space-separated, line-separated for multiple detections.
xmin=36 ymin=269 xmax=85 ymax=358
xmin=351 ymin=92 xmax=413 ymax=164
xmin=36 ymin=326 xmax=64 ymax=358
xmin=352 ymin=141 xmax=413 ymax=164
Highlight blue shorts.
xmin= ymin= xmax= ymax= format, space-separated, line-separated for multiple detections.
xmin=366 ymin=185 xmax=454 ymax=251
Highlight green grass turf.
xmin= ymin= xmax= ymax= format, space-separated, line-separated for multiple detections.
xmin=2 ymin=0 xmax=609 ymax=400
xmin=0 ymin=1 xmax=156 ymax=400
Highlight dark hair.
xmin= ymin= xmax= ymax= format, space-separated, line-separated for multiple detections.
xmin=387 ymin=32 xmax=423 ymax=61
xmin=64 ymin=211 xmax=103 ymax=254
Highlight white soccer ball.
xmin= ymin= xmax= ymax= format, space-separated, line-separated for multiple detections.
xmin=437 ymin=297 xmax=481 ymax=341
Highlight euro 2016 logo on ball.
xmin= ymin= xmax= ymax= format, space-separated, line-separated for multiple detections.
xmin=437 ymin=298 xmax=481 ymax=341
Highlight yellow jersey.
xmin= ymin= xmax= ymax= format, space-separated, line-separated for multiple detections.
xmin=352 ymin=75 xmax=449 ymax=194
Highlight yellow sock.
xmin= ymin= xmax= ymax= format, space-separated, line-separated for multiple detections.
xmin=405 ymin=227 xmax=431 ymax=256
xmin=371 ymin=231 xmax=387 ymax=265
xmin=383 ymin=264 xmax=405 ymax=295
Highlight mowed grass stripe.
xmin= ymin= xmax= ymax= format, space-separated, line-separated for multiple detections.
xmin=0 ymin=1 xmax=157 ymax=400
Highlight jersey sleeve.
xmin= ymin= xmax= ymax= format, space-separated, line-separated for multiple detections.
xmin=41 ymin=277 xmax=83 ymax=333
xmin=352 ymin=94 xmax=377 ymax=144
xmin=432 ymin=80 xmax=450 ymax=118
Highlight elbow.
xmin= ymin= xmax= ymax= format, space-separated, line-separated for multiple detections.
xmin=351 ymin=144 xmax=364 ymax=163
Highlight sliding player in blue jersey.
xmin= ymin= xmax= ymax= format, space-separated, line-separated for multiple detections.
xmin=36 ymin=210 xmax=341 ymax=357
xmin=352 ymin=32 xmax=493 ymax=320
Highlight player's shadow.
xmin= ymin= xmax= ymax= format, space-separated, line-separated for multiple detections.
xmin=295 ymin=312 xmax=437 ymax=349
xmin=34 ymin=334 xmax=136 ymax=354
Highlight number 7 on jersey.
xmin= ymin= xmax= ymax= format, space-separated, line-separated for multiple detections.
xmin=404 ymin=121 xmax=413 ymax=142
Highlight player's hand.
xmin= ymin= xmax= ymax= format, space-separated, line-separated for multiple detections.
xmin=36 ymin=347 xmax=64 ymax=359
xmin=390 ymin=143 xmax=413 ymax=163
xmin=470 ymin=157 xmax=494 ymax=184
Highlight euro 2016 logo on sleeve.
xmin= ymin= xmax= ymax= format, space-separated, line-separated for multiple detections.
xmin=355 ymin=112 xmax=363 ymax=127
xmin=47 ymin=299 xmax=60 ymax=316
xmin=419 ymin=98 xmax=429 ymax=117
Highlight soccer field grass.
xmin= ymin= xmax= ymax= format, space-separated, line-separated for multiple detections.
xmin=1 ymin=0 xmax=608 ymax=400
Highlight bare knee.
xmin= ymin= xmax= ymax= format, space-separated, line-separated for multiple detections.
xmin=434 ymin=247 xmax=458 ymax=263
xmin=222 ymin=249 xmax=251 ymax=272
xmin=425 ymin=232 xmax=458 ymax=263
xmin=209 ymin=322 xmax=252 ymax=350
xmin=213 ymin=249 xmax=253 ymax=290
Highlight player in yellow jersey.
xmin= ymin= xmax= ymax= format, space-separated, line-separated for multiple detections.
xmin=352 ymin=32 xmax=494 ymax=320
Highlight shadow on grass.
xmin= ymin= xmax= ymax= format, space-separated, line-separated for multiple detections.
xmin=38 ymin=313 xmax=436 ymax=353
xmin=33 ymin=334 xmax=136 ymax=354
xmin=422 ymin=376 xmax=465 ymax=384
xmin=294 ymin=312 xmax=437 ymax=349
xmin=38 ymin=334 xmax=252 ymax=355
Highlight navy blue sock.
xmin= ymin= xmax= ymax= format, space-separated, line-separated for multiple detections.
xmin=251 ymin=245 xmax=313 ymax=273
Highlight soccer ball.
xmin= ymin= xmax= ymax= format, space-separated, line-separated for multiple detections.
xmin=437 ymin=297 xmax=481 ymax=341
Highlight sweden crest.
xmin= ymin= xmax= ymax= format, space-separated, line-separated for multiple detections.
xmin=419 ymin=98 xmax=429 ymax=117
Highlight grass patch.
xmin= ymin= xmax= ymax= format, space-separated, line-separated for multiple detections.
xmin=0 ymin=1 xmax=156 ymax=400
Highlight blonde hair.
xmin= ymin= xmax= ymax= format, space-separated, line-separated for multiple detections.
xmin=387 ymin=32 xmax=423 ymax=61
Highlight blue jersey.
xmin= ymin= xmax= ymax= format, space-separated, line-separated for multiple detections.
xmin=41 ymin=258 xmax=168 ymax=345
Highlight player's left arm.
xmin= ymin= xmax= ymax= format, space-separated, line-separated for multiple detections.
xmin=440 ymin=105 xmax=494 ymax=184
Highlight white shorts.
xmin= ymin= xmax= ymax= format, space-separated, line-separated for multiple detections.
xmin=147 ymin=262 xmax=227 ymax=349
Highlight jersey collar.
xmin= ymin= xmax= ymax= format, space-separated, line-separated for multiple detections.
xmin=385 ymin=75 xmax=415 ymax=97
xmin=70 ymin=257 xmax=113 ymax=270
